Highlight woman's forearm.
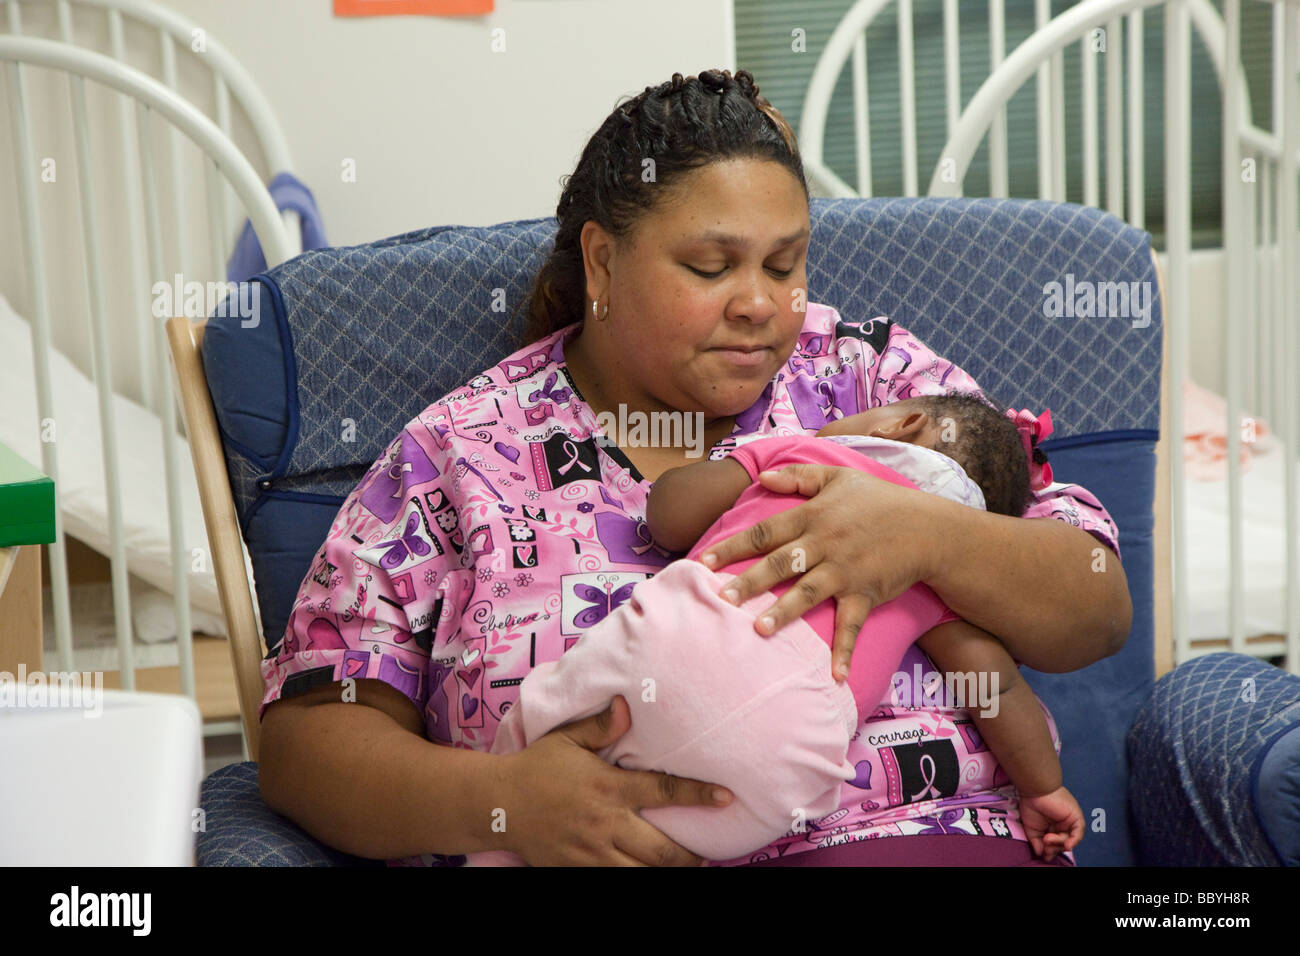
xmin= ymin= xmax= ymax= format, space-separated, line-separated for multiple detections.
xmin=916 ymin=495 xmax=1132 ymax=672
xmin=259 ymin=699 xmax=509 ymax=860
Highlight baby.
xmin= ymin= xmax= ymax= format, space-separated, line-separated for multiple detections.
xmin=468 ymin=391 xmax=1085 ymax=865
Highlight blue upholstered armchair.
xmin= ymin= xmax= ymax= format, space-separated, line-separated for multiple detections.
xmin=179 ymin=198 xmax=1300 ymax=866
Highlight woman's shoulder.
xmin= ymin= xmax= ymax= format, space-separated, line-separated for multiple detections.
xmin=388 ymin=323 xmax=579 ymax=450
xmin=797 ymin=302 xmax=899 ymax=360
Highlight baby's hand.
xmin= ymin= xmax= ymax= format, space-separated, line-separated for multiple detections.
xmin=1017 ymin=786 xmax=1084 ymax=863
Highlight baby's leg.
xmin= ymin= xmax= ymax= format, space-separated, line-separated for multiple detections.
xmin=467 ymin=559 xmax=858 ymax=865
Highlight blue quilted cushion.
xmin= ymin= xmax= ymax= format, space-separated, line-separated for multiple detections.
xmin=197 ymin=762 xmax=384 ymax=866
xmin=1129 ymin=652 xmax=1300 ymax=865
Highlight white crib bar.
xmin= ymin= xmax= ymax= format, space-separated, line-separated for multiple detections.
xmin=1052 ymin=40 xmax=1067 ymax=200
xmin=107 ymin=6 xmax=155 ymax=413
xmin=1036 ymin=0 xmax=1053 ymax=199
xmin=1242 ymin=154 xmax=1263 ymax=463
xmin=897 ymin=0 xmax=918 ymax=196
xmin=1083 ymin=34 xmax=1100 ymax=207
xmin=1222 ymin=0 xmax=1246 ymax=656
xmin=135 ymin=103 xmax=196 ymax=700
xmin=158 ymin=31 xmax=200 ymax=700
xmin=944 ymin=0 xmax=960 ymax=141
xmin=852 ymin=34 xmax=872 ymax=198
xmin=988 ymin=0 xmax=1009 ymax=198
xmin=1282 ymin=1 xmax=1299 ymax=673
xmin=1105 ymin=17 xmax=1124 ymax=216
xmin=1127 ymin=8 xmax=1145 ymax=228
xmin=1261 ymin=158 xmax=1273 ymax=427
xmin=204 ymin=158 xmax=227 ymax=288
xmin=4 ymin=2 xmax=75 ymax=674
xmin=58 ymin=0 xmax=137 ymax=686
xmin=214 ymin=72 xmax=234 ymax=274
xmin=1165 ymin=0 xmax=1191 ymax=667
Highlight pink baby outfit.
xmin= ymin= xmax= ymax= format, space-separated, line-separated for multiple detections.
xmin=264 ymin=303 xmax=1110 ymax=867
xmin=467 ymin=435 xmax=976 ymax=864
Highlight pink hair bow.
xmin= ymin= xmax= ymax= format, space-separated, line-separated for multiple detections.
xmin=1006 ymin=408 xmax=1054 ymax=491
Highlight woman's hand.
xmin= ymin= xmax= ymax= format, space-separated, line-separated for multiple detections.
xmin=697 ymin=464 xmax=940 ymax=681
xmin=494 ymin=696 xmax=733 ymax=866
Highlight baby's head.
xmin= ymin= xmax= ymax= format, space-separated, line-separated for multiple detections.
xmin=816 ymin=392 xmax=1042 ymax=517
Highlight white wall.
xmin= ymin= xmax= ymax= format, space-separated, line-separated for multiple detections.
xmin=159 ymin=0 xmax=737 ymax=241
xmin=0 ymin=0 xmax=736 ymax=405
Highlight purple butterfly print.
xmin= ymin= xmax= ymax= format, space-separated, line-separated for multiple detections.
xmin=915 ymin=808 xmax=967 ymax=836
xmin=572 ymin=580 xmax=638 ymax=629
xmin=360 ymin=433 xmax=439 ymax=524
xmin=786 ymin=366 xmax=860 ymax=430
xmin=376 ymin=511 xmax=433 ymax=570
xmin=525 ymin=370 xmax=572 ymax=407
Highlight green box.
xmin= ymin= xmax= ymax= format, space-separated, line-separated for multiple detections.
xmin=0 ymin=441 xmax=56 ymax=547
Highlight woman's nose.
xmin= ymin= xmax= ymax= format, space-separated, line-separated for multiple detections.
xmin=728 ymin=280 xmax=781 ymax=323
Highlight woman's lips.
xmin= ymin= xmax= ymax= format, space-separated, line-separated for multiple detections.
xmin=709 ymin=346 xmax=772 ymax=368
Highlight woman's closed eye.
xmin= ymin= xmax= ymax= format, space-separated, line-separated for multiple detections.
xmin=686 ymin=264 xmax=796 ymax=279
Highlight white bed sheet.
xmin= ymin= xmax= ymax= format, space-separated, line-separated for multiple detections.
xmin=1183 ymin=442 xmax=1298 ymax=640
xmin=0 ymin=293 xmax=225 ymax=631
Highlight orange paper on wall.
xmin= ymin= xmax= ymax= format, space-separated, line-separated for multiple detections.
xmin=334 ymin=0 xmax=493 ymax=16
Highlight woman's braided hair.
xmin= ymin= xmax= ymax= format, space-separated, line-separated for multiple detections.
xmin=522 ymin=69 xmax=808 ymax=346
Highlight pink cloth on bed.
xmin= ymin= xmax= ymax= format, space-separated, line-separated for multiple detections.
xmin=1183 ymin=377 xmax=1273 ymax=480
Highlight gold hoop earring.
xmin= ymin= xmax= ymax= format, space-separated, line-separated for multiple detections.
xmin=591 ymin=298 xmax=609 ymax=322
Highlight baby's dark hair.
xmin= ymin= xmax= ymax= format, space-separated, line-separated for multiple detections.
xmin=522 ymin=69 xmax=807 ymax=346
xmin=902 ymin=391 xmax=1048 ymax=517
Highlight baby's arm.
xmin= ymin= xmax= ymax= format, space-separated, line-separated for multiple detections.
xmin=814 ymin=411 xmax=879 ymax=438
xmin=645 ymin=457 xmax=754 ymax=553
xmin=916 ymin=620 xmax=1084 ymax=860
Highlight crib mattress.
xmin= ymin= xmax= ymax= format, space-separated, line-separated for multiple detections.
xmin=1184 ymin=443 xmax=1298 ymax=641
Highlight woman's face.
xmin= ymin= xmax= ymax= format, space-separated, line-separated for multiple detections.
xmin=578 ymin=157 xmax=810 ymax=421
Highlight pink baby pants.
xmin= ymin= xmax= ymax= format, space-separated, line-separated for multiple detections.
xmin=465 ymin=558 xmax=859 ymax=865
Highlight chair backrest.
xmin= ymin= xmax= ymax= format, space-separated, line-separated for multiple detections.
xmin=196 ymin=197 xmax=1162 ymax=864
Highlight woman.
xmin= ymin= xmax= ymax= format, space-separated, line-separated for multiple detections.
xmin=257 ymin=69 xmax=1132 ymax=866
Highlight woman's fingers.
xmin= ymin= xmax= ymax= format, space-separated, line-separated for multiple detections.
xmin=742 ymin=561 xmax=840 ymax=636
xmin=830 ymin=594 xmax=874 ymax=680
xmin=610 ymin=768 xmax=733 ymax=866
xmin=754 ymin=463 xmax=835 ymax=498
xmin=556 ymin=694 xmax=633 ymax=751
xmin=621 ymin=766 xmax=733 ymax=814
xmin=611 ymin=817 xmax=705 ymax=867
xmin=699 ymin=503 xmax=808 ymax=576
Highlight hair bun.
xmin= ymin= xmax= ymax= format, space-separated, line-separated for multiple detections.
xmin=734 ymin=69 xmax=759 ymax=98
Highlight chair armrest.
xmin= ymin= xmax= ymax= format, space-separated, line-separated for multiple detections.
xmin=197 ymin=762 xmax=384 ymax=867
xmin=1127 ymin=653 xmax=1300 ymax=866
